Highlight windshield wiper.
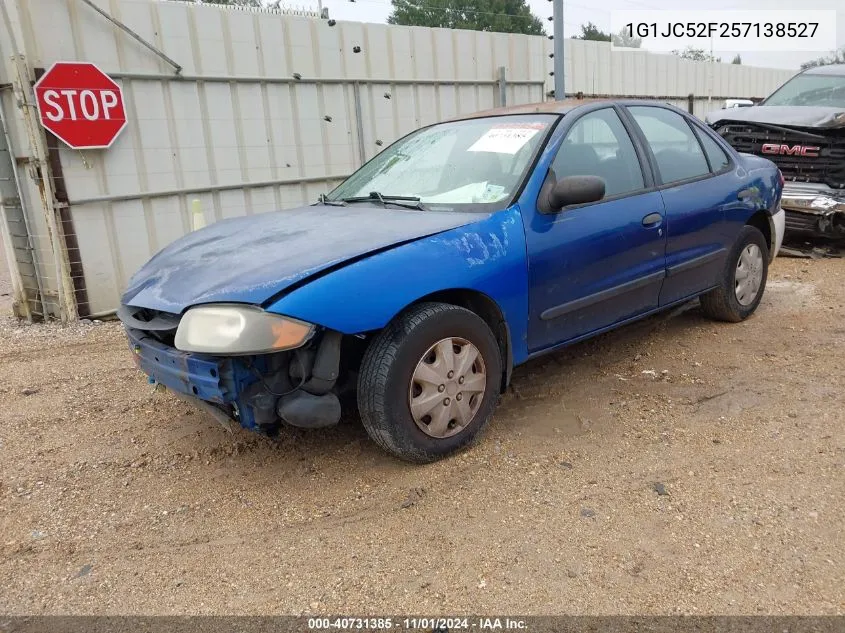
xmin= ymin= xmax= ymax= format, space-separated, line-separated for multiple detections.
xmin=342 ymin=191 xmax=426 ymax=210
xmin=316 ymin=193 xmax=346 ymax=206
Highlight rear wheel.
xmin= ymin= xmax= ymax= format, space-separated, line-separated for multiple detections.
xmin=357 ymin=302 xmax=501 ymax=462
xmin=700 ymin=225 xmax=768 ymax=322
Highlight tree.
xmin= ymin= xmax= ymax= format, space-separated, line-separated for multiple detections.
xmin=800 ymin=48 xmax=845 ymax=70
xmin=611 ymin=27 xmax=641 ymax=48
xmin=574 ymin=22 xmax=611 ymax=42
xmin=671 ymin=46 xmax=721 ymax=63
xmin=731 ymin=54 xmax=742 ymax=65
xmin=388 ymin=0 xmax=544 ymax=35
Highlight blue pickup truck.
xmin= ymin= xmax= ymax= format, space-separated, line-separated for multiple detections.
xmin=119 ymin=100 xmax=783 ymax=462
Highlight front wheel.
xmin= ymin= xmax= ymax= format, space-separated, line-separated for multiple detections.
xmin=700 ymin=225 xmax=769 ymax=322
xmin=357 ymin=302 xmax=502 ymax=463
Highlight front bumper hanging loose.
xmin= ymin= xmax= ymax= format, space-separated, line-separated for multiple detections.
xmin=126 ymin=326 xmax=233 ymax=404
xmin=781 ymin=185 xmax=845 ymax=239
xmin=124 ymin=325 xmax=344 ymax=433
xmin=125 ymin=326 xmax=267 ymax=430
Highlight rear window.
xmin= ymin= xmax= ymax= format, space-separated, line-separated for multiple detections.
xmin=628 ymin=106 xmax=710 ymax=184
xmin=698 ymin=131 xmax=731 ymax=172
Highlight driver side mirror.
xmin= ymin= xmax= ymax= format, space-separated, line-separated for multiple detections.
xmin=547 ymin=175 xmax=605 ymax=210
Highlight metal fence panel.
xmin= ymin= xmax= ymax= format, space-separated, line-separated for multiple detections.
xmin=557 ymin=38 xmax=793 ymax=103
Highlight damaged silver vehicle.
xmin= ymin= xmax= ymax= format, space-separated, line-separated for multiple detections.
xmin=707 ymin=64 xmax=845 ymax=240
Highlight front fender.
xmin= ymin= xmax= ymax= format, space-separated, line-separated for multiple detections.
xmin=265 ymin=207 xmax=530 ymax=364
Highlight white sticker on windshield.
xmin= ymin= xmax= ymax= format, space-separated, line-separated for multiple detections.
xmin=468 ymin=124 xmax=542 ymax=155
xmin=478 ymin=183 xmax=507 ymax=203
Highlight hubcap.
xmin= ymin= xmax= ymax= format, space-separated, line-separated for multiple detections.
xmin=735 ymin=244 xmax=764 ymax=306
xmin=408 ymin=337 xmax=486 ymax=439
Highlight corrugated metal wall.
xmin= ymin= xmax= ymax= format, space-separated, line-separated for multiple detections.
xmin=564 ymin=39 xmax=793 ymax=103
xmin=1 ymin=0 xmax=73 ymax=321
xmin=1 ymin=0 xmax=795 ymax=317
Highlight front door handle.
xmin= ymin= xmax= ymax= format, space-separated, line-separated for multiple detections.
xmin=642 ymin=212 xmax=663 ymax=227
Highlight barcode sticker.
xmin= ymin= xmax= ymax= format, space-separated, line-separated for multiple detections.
xmin=468 ymin=125 xmax=541 ymax=155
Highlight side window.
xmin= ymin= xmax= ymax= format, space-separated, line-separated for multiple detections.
xmin=550 ymin=108 xmax=644 ymax=198
xmin=697 ymin=129 xmax=731 ymax=172
xmin=628 ymin=107 xmax=710 ymax=184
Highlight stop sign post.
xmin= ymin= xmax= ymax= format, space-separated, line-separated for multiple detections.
xmin=34 ymin=62 xmax=127 ymax=149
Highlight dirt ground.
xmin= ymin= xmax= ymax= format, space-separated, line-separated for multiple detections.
xmin=0 ymin=257 xmax=843 ymax=615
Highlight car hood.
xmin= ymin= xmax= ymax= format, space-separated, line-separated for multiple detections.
xmin=121 ymin=204 xmax=486 ymax=314
xmin=705 ymin=105 xmax=845 ymax=129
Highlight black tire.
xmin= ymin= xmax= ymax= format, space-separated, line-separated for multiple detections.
xmin=700 ymin=225 xmax=769 ymax=323
xmin=357 ymin=302 xmax=502 ymax=463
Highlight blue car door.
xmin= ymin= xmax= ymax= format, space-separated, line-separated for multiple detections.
xmin=624 ymin=105 xmax=739 ymax=306
xmin=524 ymin=105 xmax=668 ymax=353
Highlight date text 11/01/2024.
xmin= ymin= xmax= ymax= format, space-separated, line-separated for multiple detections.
xmin=623 ymin=22 xmax=819 ymax=39
xmin=308 ymin=618 xmax=528 ymax=630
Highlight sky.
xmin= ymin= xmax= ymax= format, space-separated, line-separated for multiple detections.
xmin=292 ymin=0 xmax=845 ymax=70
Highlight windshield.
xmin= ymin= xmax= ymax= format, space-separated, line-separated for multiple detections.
xmin=762 ymin=73 xmax=845 ymax=108
xmin=327 ymin=115 xmax=557 ymax=211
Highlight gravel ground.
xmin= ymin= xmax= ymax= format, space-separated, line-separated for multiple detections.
xmin=0 ymin=258 xmax=843 ymax=615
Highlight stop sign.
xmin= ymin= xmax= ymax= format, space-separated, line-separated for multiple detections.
xmin=34 ymin=62 xmax=127 ymax=149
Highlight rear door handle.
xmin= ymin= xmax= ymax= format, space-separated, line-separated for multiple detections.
xmin=642 ymin=212 xmax=663 ymax=227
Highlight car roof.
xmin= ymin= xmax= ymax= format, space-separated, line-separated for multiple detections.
xmin=452 ymin=98 xmax=688 ymax=121
xmin=802 ymin=64 xmax=845 ymax=76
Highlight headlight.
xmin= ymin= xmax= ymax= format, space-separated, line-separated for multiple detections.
xmin=174 ymin=305 xmax=314 ymax=355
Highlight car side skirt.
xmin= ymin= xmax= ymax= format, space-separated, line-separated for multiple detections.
xmin=665 ymin=248 xmax=727 ymax=277
xmin=526 ymin=288 xmax=718 ymax=362
xmin=540 ymin=271 xmax=666 ymax=321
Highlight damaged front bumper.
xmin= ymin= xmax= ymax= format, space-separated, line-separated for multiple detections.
xmin=126 ymin=326 xmax=261 ymax=429
xmin=125 ymin=326 xmax=344 ymax=434
xmin=781 ymin=184 xmax=845 ymax=239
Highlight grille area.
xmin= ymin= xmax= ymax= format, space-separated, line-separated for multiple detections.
xmin=784 ymin=210 xmax=822 ymax=235
xmin=715 ymin=122 xmax=845 ymax=189
xmin=117 ymin=305 xmax=181 ymax=345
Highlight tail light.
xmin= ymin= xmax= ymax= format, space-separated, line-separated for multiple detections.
xmin=777 ymin=169 xmax=784 ymax=188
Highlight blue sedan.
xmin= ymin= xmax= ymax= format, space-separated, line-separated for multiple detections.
xmin=119 ymin=100 xmax=784 ymax=462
